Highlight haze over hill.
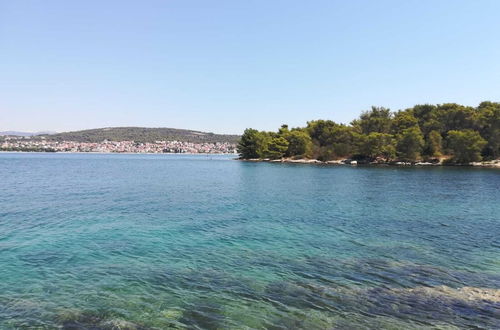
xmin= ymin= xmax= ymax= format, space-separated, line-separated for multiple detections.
xmin=35 ymin=127 xmax=240 ymax=144
xmin=0 ymin=131 xmax=56 ymax=137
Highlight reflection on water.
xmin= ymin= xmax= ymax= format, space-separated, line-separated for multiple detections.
xmin=0 ymin=153 xmax=499 ymax=329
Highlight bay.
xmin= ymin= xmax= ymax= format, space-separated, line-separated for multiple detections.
xmin=0 ymin=153 xmax=499 ymax=329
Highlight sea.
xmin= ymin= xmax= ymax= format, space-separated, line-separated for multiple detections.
xmin=0 ymin=153 xmax=499 ymax=329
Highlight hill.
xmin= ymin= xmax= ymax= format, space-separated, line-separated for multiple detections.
xmin=37 ymin=127 xmax=239 ymax=144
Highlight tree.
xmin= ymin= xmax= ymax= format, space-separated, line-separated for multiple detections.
xmin=278 ymin=124 xmax=290 ymax=137
xmin=306 ymin=121 xmax=356 ymax=160
xmin=359 ymin=133 xmax=396 ymax=161
xmin=425 ymin=130 xmax=443 ymax=157
xmin=476 ymin=101 xmax=500 ymax=159
xmin=392 ymin=110 xmax=419 ymax=134
xmin=306 ymin=120 xmax=337 ymax=146
xmin=352 ymin=106 xmax=393 ymax=134
xmin=447 ymin=130 xmax=487 ymax=163
xmin=437 ymin=103 xmax=477 ymax=133
xmin=412 ymin=104 xmax=441 ymax=136
xmin=266 ymin=136 xmax=289 ymax=159
xmin=306 ymin=120 xmax=339 ymax=161
xmin=238 ymin=129 xmax=270 ymax=159
xmin=286 ymin=130 xmax=312 ymax=158
xmin=486 ymin=127 xmax=500 ymax=159
xmin=329 ymin=125 xmax=356 ymax=158
xmin=396 ymin=127 xmax=424 ymax=161
xmin=238 ymin=129 xmax=259 ymax=159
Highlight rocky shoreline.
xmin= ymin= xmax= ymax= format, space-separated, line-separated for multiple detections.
xmin=240 ymin=158 xmax=500 ymax=168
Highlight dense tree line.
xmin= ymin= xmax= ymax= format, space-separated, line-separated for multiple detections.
xmin=238 ymin=102 xmax=500 ymax=163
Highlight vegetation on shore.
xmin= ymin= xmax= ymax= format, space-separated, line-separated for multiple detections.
xmin=238 ymin=102 xmax=500 ymax=164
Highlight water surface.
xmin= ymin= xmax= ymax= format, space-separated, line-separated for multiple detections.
xmin=0 ymin=153 xmax=499 ymax=329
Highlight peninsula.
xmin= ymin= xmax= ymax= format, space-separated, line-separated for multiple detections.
xmin=238 ymin=101 xmax=500 ymax=166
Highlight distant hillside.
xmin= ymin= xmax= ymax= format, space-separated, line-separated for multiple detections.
xmin=37 ymin=127 xmax=240 ymax=144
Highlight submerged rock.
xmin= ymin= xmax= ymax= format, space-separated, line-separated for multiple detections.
xmin=360 ymin=285 xmax=500 ymax=329
xmin=100 ymin=319 xmax=140 ymax=330
xmin=161 ymin=309 xmax=183 ymax=320
xmin=391 ymin=285 xmax=500 ymax=303
xmin=56 ymin=309 xmax=145 ymax=330
xmin=262 ymin=279 xmax=500 ymax=329
xmin=179 ymin=302 xmax=226 ymax=329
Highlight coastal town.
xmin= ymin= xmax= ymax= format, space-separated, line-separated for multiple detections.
xmin=0 ymin=136 xmax=237 ymax=154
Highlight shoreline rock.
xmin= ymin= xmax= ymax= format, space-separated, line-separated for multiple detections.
xmin=471 ymin=159 xmax=500 ymax=168
xmin=238 ymin=158 xmax=500 ymax=168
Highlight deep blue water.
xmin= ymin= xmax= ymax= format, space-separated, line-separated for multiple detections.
xmin=0 ymin=153 xmax=499 ymax=329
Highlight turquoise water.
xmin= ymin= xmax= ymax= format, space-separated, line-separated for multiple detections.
xmin=0 ymin=153 xmax=499 ymax=329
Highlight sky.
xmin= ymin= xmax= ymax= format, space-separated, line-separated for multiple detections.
xmin=1 ymin=0 xmax=500 ymax=134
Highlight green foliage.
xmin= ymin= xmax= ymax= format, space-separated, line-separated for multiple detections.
xmin=436 ymin=104 xmax=477 ymax=133
xmin=447 ymin=130 xmax=487 ymax=163
xmin=306 ymin=120 xmax=337 ymax=146
xmin=425 ymin=130 xmax=443 ymax=157
xmin=476 ymin=101 xmax=500 ymax=159
xmin=238 ymin=129 xmax=267 ymax=159
xmin=396 ymin=127 xmax=424 ymax=161
xmin=306 ymin=121 xmax=356 ymax=160
xmin=392 ymin=110 xmax=419 ymax=134
xmin=412 ymin=104 xmax=441 ymax=136
xmin=267 ymin=136 xmax=289 ymax=159
xmin=278 ymin=124 xmax=290 ymax=137
xmin=329 ymin=125 xmax=356 ymax=158
xmin=285 ymin=130 xmax=312 ymax=158
xmin=359 ymin=133 xmax=396 ymax=160
xmin=352 ymin=107 xmax=392 ymax=134
xmin=238 ymin=101 xmax=499 ymax=163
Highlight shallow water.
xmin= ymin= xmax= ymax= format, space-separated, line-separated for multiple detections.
xmin=0 ymin=153 xmax=499 ymax=329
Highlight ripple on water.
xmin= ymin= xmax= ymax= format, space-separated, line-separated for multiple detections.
xmin=1 ymin=154 xmax=499 ymax=329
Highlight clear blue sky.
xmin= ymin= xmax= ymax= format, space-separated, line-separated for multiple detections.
xmin=1 ymin=0 xmax=499 ymax=134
